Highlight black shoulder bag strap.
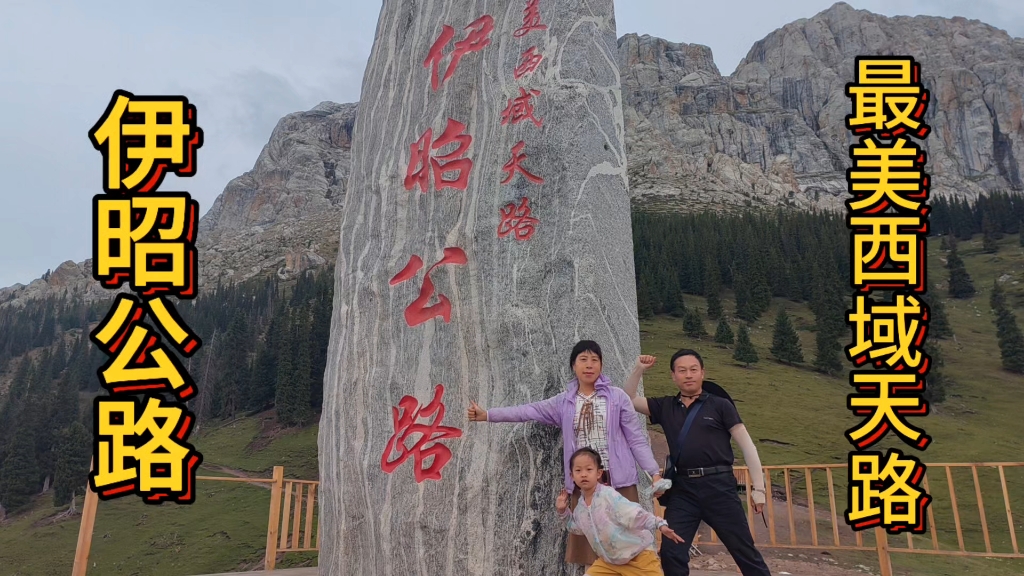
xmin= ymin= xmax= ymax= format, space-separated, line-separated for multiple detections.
xmin=664 ymin=399 xmax=705 ymax=480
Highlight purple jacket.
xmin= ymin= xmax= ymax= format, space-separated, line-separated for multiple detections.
xmin=486 ymin=374 xmax=660 ymax=493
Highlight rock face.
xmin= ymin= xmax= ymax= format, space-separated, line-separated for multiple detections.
xmin=6 ymin=3 xmax=1024 ymax=304
xmin=0 ymin=103 xmax=355 ymax=309
xmin=618 ymin=33 xmax=841 ymax=212
xmin=0 ymin=260 xmax=124 ymax=308
xmin=734 ymin=2 xmax=1024 ymax=203
xmin=621 ymin=2 xmax=1024 ymax=211
xmin=196 ymin=101 xmax=355 ymax=284
xmin=317 ymin=1 xmax=645 ymax=575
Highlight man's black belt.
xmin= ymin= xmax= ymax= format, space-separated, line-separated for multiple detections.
xmin=683 ymin=465 xmax=733 ymax=478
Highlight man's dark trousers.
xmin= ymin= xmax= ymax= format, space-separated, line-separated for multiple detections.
xmin=659 ymin=472 xmax=772 ymax=576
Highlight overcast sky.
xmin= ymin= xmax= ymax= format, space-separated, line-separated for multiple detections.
xmin=1 ymin=0 xmax=1022 ymax=289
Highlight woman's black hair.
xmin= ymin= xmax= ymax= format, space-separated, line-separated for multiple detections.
xmin=570 ymin=340 xmax=603 ymax=369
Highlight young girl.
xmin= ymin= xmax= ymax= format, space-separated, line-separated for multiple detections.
xmin=557 ymin=447 xmax=684 ymax=576
xmin=467 ymin=340 xmax=667 ymax=568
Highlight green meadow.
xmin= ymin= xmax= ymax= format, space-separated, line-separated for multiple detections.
xmin=1 ymin=233 xmax=1022 ymax=575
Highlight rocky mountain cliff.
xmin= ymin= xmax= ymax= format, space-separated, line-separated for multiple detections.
xmin=0 ymin=102 xmax=356 ymax=306
xmin=196 ymin=101 xmax=355 ymax=285
xmin=622 ymin=2 xmax=1024 ymax=211
xmin=4 ymin=2 xmax=1022 ymax=304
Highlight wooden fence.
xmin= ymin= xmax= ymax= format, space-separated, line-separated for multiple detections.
xmin=73 ymin=462 xmax=1024 ymax=574
xmin=72 ymin=465 xmax=317 ymax=574
xmin=654 ymin=462 xmax=1024 ymax=576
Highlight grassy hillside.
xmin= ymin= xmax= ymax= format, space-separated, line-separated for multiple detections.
xmin=1 ymin=233 xmax=1022 ymax=575
xmin=0 ymin=414 xmax=319 ymax=576
xmin=636 ymin=233 xmax=1024 ymax=576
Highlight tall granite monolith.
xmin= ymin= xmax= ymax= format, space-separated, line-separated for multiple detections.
xmin=319 ymin=1 xmax=647 ymax=574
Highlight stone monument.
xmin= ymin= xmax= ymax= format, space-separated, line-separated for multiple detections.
xmin=319 ymin=1 xmax=646 ymax=573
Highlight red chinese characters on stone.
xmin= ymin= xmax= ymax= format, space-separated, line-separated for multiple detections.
xmin=424 ymin=15 xmax=495 ymax=91
xmin=513 ymin=0 xmax=547 ymax=38
xmin=404 ymin=119 xmax=474 ymax=193
xmin=501 ymin=88 xmax=543 ymax=128
xmin=502 ymin=141 xmax=544 ymax=185
xmin=381 ymin=384 xmax=463 ymax=483
xmin=514 ymin=47 xmax=544 ymax=80
xmin=498 ymin=197 xmax=540 ymax=241
xmin=389 ymin=248 xmax=469 ymax=327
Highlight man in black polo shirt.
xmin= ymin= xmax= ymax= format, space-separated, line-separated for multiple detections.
xmin=624 ymin=350 xmax=771 ymax=576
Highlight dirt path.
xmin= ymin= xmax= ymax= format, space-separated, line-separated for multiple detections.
xmin=688 ymin=550 xmax=875 ymax=576
xmin=200 ymin=463 xmax=273 ymax=490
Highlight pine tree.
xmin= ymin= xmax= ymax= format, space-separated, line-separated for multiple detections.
xmin=52 ymin=371 xmax=80 ymax=432
xmin=982 ymin=214 xmax=999 ymax=254
xmin=52 ymin=422 xmax=91 ymax=508
xmin=276 ymin=309 xmax=313 ymax=427
xmin=990 ymin=279 xmax=1024 ymax=373
xmin=771 ymin=307 xmax=804 ymax=364
xmin=751 ymin=281 xmax=773 ymax=320
xmin=274 ymin=310 xmax=297 ymax=424
xmin=0 ymin=428 xmax=39 ymax=513
xmin=24 ymin=386 xmax=56 ymax=491
xmin=683 ymin=309 xmax=708 ymax=339
xmin=814 ymin=325 xmax=844 ymax=376
xmin=991 ymin=279 xmax=1009 ymax=328
xmin=250 ymin=339 xmax=277 ymax=412
xmin=995 ymin=311 xmax=1024 ymax=373
xmin=665 ymin=276 xmax=687 ymax=318
xmin=7 ymin=357 xmax=33 ymax=402
xmin=637 ymin=283 xmax=655 ymax=320
xmin=214 ymin=314 xmax=249 ymax=419
xmin=249 ymin=303 xmax=285 ymax=412
xmin=809 ymin=252 xmax=846 ymax=375
xmin=921 ymin=277 xmax=952 ymax=339
xmin=309 ymin=282 xmax=332 ymax=411
xmin=292 ymin=305 xmax=315 ymax=424
xmin=955 ymin=199 xmax=974 ymax=240
xmin=705 ymin=260 xmax=723 ymax=319
xmin=946 ymin=244 xmax=976 ymax=299
xmin=922 ymin=340 xmax=951 ymax=405
xmin=0 ymin=358 xmax=32 ymax=465
xmin=733 ymin=324 xmax=759 ymax=366
xmin=734 ymin=270 xmax=755 ymax=322
xmin=714 ymin=317 xmax=734 ymax=347
xmin=706 ymin=291 xmax=723 ymax=320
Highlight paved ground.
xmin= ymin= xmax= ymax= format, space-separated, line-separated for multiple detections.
xmin=193 ymin=565 xmax=729 ymax=569
xmin=192 ymin=431 xmax=870 ymax=576
xmin=192 ymin=565 xmax=315 ymax=569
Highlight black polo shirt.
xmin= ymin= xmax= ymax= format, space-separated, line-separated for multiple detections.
xmin=648 ymin=391 xmax=742 ymax=470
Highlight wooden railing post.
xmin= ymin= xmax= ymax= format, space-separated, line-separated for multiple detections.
xmin=264 ymin=466 xmax=285 ymax=572
xmin=72 ymin=459 xmax=100 ymax=576
xmin=874 ymin=526 xmax=893 ymax=576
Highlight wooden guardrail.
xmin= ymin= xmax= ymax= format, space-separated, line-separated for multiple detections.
xmin=654 ymin=463 xmax=1024 ymax=576
xmin=73 ymin=462 xmax=1023 ymax=574
xmin=71 ymin=465 xmax=318 ymax=574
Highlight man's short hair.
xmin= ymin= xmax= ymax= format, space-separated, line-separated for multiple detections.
xmin=670 ymin=349 xmax=704 ymax=371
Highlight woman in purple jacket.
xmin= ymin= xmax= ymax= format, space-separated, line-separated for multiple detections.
xmin=467 ymin=340 xmax=665 ymax=569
